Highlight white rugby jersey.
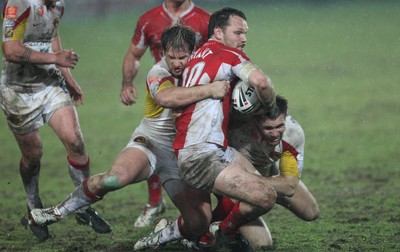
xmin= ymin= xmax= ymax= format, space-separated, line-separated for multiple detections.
xmin=1 ymin=0 xmax=64 ymax=92
xmin=173 ymin=40 xmax=251 ymax=150
xmin=229 ymin=114 xmax=305 ymax=177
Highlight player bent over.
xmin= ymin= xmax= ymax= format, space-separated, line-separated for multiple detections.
xmin=207 ymin=95 xmax=320 ymax=249
xmin=1 ymin=0 xmax=111 ymax=240
xmin=29 ymin=25 xmax=230 ymax=237
xmin=135 ymin=96 xmax=320 ymax=250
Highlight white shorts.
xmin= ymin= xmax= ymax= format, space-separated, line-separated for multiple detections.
xmin=0 ymin=82 xmax=72 ymax=134
xmin=125 ymin=121 xmax=181 ymax=185
xmin=177 ymin=143 xmax=237 ymax=192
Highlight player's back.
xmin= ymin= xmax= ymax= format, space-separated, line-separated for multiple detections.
xmin=174 ymin=41 xmax=250 ymax=149
xmin=183 ymin=40 xmax=248 ymax=86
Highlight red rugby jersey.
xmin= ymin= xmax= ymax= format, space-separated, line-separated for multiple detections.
xmin=131 ymin=2 xmax=210 ymax=63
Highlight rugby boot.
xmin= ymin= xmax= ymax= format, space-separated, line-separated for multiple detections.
xmin=133 ymin=217 xmax=170 ymax=251
xmin=215 ymin=229 xmax=254 ymax=252
xmin=75 ymin=207 xmax=112 ymax=233
xmin=26 ymin=202 xmax=50 ymax=241
xmin=134 ymin=199 xmax=167 ymax=227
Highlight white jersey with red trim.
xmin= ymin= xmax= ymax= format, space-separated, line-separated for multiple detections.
xmin=1 ymin=0 xmax=64 ymax=92
xmin=229 ymin=114 xmax=305 ymax=177
xmin=173 ymin=40 xmax=251 ymax=150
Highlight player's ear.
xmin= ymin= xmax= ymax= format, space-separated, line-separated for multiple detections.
xmin=214 ymin=26 xmax=223 ymax=40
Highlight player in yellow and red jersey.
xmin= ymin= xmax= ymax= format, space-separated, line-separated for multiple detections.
xmin=0 ymin=0 xmax=111 ymax=240
xmin=119 ymin=0 xmax=211 ymax=228
xmin=212 ymin=95 xmax=320 ymax=249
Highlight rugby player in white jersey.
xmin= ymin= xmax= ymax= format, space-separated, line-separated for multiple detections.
xmin=1 ymin=0 xmax=111 ymax=240
xmin=120 ymin=0 xmax=211 ymax=227
xmin=204 ymin=95 xmax=320 ymax=249
xmin=134 ymin=95 xmax=319 ymax=250
xmin=29 ymin=25 xmax=230 ymax=236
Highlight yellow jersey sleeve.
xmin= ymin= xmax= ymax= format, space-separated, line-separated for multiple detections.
xmin=279 ymin=150 xmax=300 ymax=178
xmin=144 ymin=78 xmax=174 ymax=118
xmin=3 ymin=2 xmax=30 ymax=42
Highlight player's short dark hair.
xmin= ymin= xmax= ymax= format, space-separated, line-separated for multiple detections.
xmin=161 ymin=25 xmax=196 ymax=53
xmin=258 ymin=95 xmax=288 ymax=120
xmin=208 ymin=7 xmax=247 ymax=39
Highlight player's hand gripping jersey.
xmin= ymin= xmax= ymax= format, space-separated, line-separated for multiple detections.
xmin=173 ymin=40 xmax=252 ymax=150
xmin=1 ymin=0 xmax=64 ymax=92
xmin=132 ymin=2 xmax=210 ymax=63
xmin=229 ymin=115 xmax=305 ymax=178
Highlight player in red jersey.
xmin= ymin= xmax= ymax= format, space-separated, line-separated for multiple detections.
xmin=134 ymin=7 xmax=277 ymax=252
xmin=119 ymin=0 xmax=211 ymax=228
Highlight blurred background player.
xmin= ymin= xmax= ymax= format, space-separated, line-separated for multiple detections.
xmin=0 ymin=0 xmax=111 ymax=240
xmin=119 ymin=0 xmax=210 ymax=227
xmin=29 ymin=25 xmax=230 ymax=238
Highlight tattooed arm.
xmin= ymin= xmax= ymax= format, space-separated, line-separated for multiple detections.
xmin=2 ymin=39 xmax=78 ymax=68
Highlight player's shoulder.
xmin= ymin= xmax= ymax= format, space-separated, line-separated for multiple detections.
xmin=4 ymin=0 xmax=31 ymax=11
xmin=221 ymin=46 xmax=250 ymax=63
xmin=191 ymin=5 xmax=211 ymax=17
xmin=139 ymin=4 xmax=163 ymax=20
xmin=282 ymin=115 xmax=304 ymax=148
xmin=147 ymin=59 xmax=172 ymax=79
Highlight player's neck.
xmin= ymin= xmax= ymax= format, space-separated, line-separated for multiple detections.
xmin=165 ymin=0 xmax=191 ymax=16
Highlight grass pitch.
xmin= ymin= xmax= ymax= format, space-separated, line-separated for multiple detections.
xmin=1 ymin=1 xmax=399 ymax=251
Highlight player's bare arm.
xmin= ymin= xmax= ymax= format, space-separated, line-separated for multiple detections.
xmin=243 ymin=64 xmax=276 ymax=110
xmin=120 ymin=43 xmax=146 ymax=105
xmin=52 ymin=33 xmax=84 ymax=105
xmin=2 ymin=38 xmax=78 ymax=68
xmin=154 ymin=80 xmax=230 ymax=108
xmin=260 ymin=175 xmax=299 ymax=197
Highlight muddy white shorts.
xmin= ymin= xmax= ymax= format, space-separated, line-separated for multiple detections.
xmin=177 ymin=143 xmax=238 ymax=192
xmin=125 ymin=121 xmax=181 ymax=185
xmin=0 ymin=82 xmax=72 ymax=134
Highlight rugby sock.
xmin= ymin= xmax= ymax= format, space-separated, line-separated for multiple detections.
xmin=176 ymin=215 xmax=189 ymax=239
xmin=198 ymin=230 xmax=216 ymax=247
xmin=67 ymin=156 xmax=90 ymax=187
xmin=19 ymin=159 xmax=41 ymax=210
xmin=191 ymin=197 xmax=235 ymax=247
xmin=219 ymin=202 xmax=256 ymax=239
xmin=147 ymin=174 xmax=162 ymax=207
xmin=57 ymin=179 xmax=102 ymax=218
xmin=212 ymin=196 xmax=235 ymax=222
xmin=159 ymin=217 xmax=184 ymax=244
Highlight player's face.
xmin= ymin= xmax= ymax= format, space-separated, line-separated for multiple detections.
xmin=257 ymin=113 xmax=286 ymax=146
xmin=221 ymin=15 xmax=248 ymax=51
xmin=165 ymin=48 xmax=190 ymax=77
